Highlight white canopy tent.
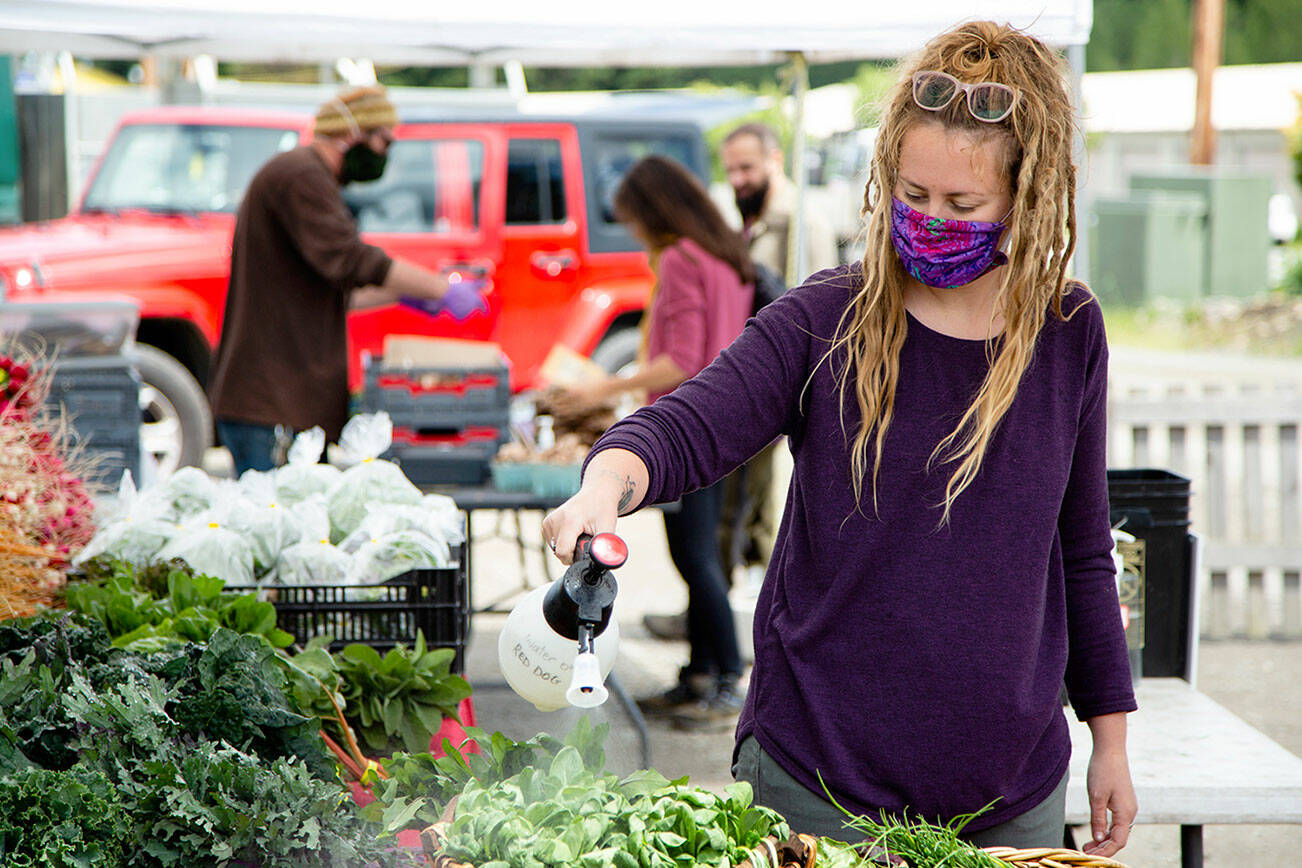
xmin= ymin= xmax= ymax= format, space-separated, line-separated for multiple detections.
xmin=0 ymin=0 xmax=1094 ymax=277
xmin=1 ymin=2 xmax=1090 ymax=66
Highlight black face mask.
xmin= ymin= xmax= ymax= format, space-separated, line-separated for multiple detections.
xmin=734 ymin=178 xmax=770 ymax=221
xmin=341 ymin=141 xmax=388 ymax=184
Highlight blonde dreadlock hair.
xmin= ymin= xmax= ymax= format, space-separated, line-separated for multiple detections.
xmin=828 ymin=21 xmax=1084 ymax=524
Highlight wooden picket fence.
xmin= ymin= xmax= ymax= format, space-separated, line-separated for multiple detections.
xmin=1107 ymin=347 xmax=1302 ymax=639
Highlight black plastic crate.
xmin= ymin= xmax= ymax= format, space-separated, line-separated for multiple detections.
xmin=384 ymin=424 xmax=508 ymax=487
xmin=231 ymin=557 xmax=467 ymax=672
xmin=45 ymin=356 xmax=141 ymax=421
xmin=386 ymin=440 xmax=500 ymax=486
xmin=1106 ymin=468 xmax=1191 ymax=527
xmin=1107 ymin=468 xmax=1194 ymax=680
xmin=71 ymin=430 xmax=140 ymax=489
xmin=42 ymin=357 xmax=142 ymax=489
xmin=362 ymin=362 xmax=510 ymax=429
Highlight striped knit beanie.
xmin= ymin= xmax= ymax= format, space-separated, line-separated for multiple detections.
xmin=314 ymin=85 xmax=398 ymax=138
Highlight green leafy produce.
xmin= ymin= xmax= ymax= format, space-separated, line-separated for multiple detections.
xmin=65 ymin=556 xmax=294 ymax=650
xmin=289 ymin=631 xmax=471 ymax=755
xmin=0 ymin=614 xmax=411 ymax=867
xmin=363 ymin=718 xmax=604 ymax=832
xmin=814 ymin=779 xmax=1007 ymax=868
xmin=0 ymin=765 xmax=131 ymax=866
xmin=379 ymin=719 xmax=788 ymax=868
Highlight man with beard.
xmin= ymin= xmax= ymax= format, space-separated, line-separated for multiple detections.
xmin=642 ymin=122 xmax=837 ymax=641
xmin=722 ymin=122 xmax=838 ymax=286
xmin=210 ymin=85 xmax=487 ymax=475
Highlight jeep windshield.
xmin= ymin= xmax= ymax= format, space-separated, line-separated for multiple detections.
xmin=81 ymin=123 xmax=300 ymax=215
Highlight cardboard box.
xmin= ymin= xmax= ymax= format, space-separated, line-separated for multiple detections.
xmin=538 ymin=343 xmax=609 ymax=387
xmin=380 ymin=335 xmax=507 ymax=370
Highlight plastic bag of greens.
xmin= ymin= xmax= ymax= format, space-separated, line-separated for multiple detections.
xmin=273 ymin=426 xmax=342 ymax=505
xmin=152 ymin=466 xmax=219 ymax=521
xmin=338 ymin=501 xmax=459 ymax=560
xmin=210 ymin=473 xmax=305 ymax=579
xmin=325 ymin=413 xmax=421 ymax=543
xmin=156 ymin=516 xmax=255 ymax=586
xmin=275 ymin=533 xmax=352 ymax=586
xmin=73 ymin=470 xmax=179 ymax=566
xmin=422 ymin=493 xmax=466 ymax=545
xmin=346 ymin=529 xmax=450 ymax=585
xmin=290 ymin=494 xmax=332 ymax=543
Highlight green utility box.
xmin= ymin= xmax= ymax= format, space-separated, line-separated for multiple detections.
xmin=1090 ymin=191 xmax=1206 ymax=307
xmin=1130 ymin=168 xmax=1273 ymax=299
xmin=0 ymin=57 xmax=19 ymax=225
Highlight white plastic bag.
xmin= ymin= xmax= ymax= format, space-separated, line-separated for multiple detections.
xmin=338 ymin=500 xmax=461 ymax=558
xmin=73 ymin=470 xmax=178 ymax=566
xmin=211 ymin=473 xmax=305 ymax=579
xmin=273 ymin=427 xmax=342 ymax=505
xmin=346 ymin=529 xmax=450 ymax=585
xmin=421 ymin=493 xmax=466 ymax=546
xmin=275 ymin=535 xmax=352 ymax=586
xmin=156 ymin=516 xmax=255 ymax=585
xmin=153 ymin=466 xmax=219 ymax=522
xmin=325 ymin=413 xmax=421 ymax=543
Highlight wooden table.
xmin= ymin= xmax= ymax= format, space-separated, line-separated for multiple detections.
xmin=1066 ymin=678 xmax=1302 ymax=868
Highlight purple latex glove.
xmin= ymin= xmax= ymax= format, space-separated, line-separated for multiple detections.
xmin=400 ymin=278 xmax=489 ymax=320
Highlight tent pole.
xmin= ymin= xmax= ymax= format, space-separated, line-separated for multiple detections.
xmin=1067 ymin=43 xmax=1089 ymax=285
xmin=787 ymin=50 xmax=809 ymax=288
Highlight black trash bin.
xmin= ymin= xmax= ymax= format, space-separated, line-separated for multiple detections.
xmin=1106 ymin=469 xmax=1195 ymax=680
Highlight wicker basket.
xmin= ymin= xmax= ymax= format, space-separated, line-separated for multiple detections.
xmin=982 ymin=846 xmax=1130 ymax=868
xmin=418 ymin=824 xmax=1130 ymax=868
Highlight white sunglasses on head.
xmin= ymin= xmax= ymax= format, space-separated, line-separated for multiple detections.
xmin=912 ymin=70 xmax=1018 ymax=123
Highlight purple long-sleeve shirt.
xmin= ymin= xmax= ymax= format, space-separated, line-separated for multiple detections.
xmin=589 ymin=265 xmax=1136 ymax=831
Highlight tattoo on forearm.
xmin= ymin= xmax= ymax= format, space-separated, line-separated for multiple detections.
xmin=617 ymin=477 xmax=636 ymax=514
xmin=597 ymin=468 xmax=639 ymax=514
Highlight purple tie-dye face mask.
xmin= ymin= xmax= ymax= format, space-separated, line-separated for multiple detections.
xmin=889 ymin=197 xmax=1009 ymax=289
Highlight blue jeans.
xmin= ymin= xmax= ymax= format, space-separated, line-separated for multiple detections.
xmin=217 ymin=419 xmax=278 ymax=476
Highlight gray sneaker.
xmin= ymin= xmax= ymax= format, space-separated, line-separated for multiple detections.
xmin=637 ymin=672 xmax=714 ymax=715
xmin=642 ymin=611 xmax=688 ymax=641
xmin=671 ymin=679 xmax=745 ymax=731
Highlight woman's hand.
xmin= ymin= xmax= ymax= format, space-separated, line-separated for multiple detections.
xmin=548 ymin=380 xmax=614 ymax=417
xmin=1081 ymin=713 xmax=1138 ymax=857
xmin=541 ymin=448 xmax=648 ymax=564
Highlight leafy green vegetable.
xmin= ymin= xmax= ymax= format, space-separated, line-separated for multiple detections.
xmin=362 ymin=718 xmax=604 ymax=832
xmin=0 ymin=765 xmax=131 ymax=866
xmin=290 ymin=631 xmax=471 ymax=755
xmin=65 ymin=557 xmax=294 ymax=649
xmin=816 ymin=773 xmax=1007 ymax=868
xmin=0 ymin=614 xmax=412 ymax=867
xmin=372 ymin=719 xmax=788 ymax=867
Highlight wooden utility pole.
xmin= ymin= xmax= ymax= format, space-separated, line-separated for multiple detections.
xmin=1190 ymin=0 xmax=1224 ymax=165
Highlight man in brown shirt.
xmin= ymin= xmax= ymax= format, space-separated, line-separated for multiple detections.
xmin=209 ymin=86 xmax=482 ymax=475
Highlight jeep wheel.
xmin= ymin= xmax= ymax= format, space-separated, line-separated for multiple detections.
xmin=590 ymin=327 xmax=641 ymax=377
xmin=131 ymin=344 xmax=213 ymax=477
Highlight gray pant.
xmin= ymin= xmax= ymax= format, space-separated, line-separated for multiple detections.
xmin=732 ymin=736 xmax=1068 ymax=848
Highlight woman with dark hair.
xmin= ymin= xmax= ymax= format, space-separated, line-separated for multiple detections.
xmin=553 ymin=154 xmax=755 ymax=723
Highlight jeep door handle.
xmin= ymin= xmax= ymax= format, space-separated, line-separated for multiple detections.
xmin=530 ymin=250 xmax=578 ymax=277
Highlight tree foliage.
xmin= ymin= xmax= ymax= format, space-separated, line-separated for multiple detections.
xmin=1088 ymin=0 xmax=1302 ymax=71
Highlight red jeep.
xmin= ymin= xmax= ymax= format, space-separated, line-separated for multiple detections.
xmin=0 ymin=105 xmax=709 ymax=473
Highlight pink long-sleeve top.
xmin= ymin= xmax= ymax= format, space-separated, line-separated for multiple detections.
xmin=643 ymin=237 xmax=754 ymax=403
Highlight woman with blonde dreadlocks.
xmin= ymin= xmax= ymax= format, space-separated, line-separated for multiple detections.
xmin=543 ymin=20 xmax=1137 ymax=856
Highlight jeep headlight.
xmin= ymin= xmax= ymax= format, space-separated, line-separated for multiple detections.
xmin=12 ymin=266 xmax=38 ymax=289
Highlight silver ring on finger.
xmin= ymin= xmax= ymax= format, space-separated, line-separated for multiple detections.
xmin=548 ymin=538 xmax=557 ymax=552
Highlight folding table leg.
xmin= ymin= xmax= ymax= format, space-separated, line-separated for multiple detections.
xmin=1180 ymin=824 xmax=1203 ymax=868
xmin=606 ymin=671 xmax=652 ymax=769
